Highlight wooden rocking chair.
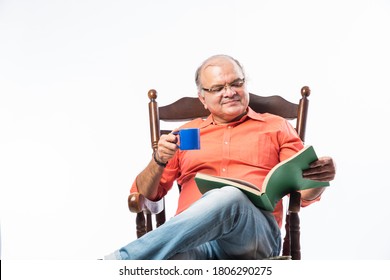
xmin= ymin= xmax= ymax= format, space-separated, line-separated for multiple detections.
xmin=128 ymin=86 xmax=311 ymax=260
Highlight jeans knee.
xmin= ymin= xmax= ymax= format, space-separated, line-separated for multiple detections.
xmin=215 ymin=186 xmax=249 ymax=210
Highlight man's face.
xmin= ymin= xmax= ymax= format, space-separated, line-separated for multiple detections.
xmin=198 ymin=58 xmax=250 ymax=124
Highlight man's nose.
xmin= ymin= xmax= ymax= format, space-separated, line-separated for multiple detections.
xmin=222 ymin=85 xmax=236 ymax=97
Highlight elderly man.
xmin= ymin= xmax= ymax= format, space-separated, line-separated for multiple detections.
xmin=104 ymin=54 xmax=336 ymax=260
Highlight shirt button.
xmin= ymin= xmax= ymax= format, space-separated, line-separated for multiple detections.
xmin=222 ymin=168 xmax=226 ymax=172
xmin=224 ymin=141 xmax=228 ymax=144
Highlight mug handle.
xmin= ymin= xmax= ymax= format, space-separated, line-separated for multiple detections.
xmin=172 ymin=131 xmax=181 ymax=149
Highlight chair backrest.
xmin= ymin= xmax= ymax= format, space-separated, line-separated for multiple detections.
xmin=130 ymin=86 xmax=311 ymax=260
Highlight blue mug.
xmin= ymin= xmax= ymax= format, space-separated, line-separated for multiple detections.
xmin=174 ymin=128 xmax=200 ymax=150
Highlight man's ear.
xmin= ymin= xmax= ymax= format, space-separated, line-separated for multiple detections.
xmin=198 ymin=92 xmax=207 ymax=110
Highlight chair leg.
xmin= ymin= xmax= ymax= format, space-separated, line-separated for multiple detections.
xmin=146 ymin=213 xmax=153 ymax=232
xmin=136 ymin=212 xmax=146 ymax=238
xmin=282 ymin=213 xmax=291 ymax=257
xmin=156 ymin=209 xmax=166 ymax=228
xmin=289 ymin=212 xmax=301 ymax=260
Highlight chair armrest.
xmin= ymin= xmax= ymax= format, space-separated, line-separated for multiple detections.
xmin=128 ymin=192 xmax=164 ymax=214
xmin=128 ymin=193 xmax=145 ymax=213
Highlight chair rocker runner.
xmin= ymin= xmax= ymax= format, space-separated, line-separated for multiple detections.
xmin=128 ymin=86 xmax=311 ymax=260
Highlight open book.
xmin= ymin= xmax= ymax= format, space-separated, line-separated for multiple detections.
xmin=194 ymin=145 xmax=330 ymax=211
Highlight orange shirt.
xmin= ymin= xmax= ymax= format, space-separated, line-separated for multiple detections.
xmin=131 ymin=107 xmax=319 ymax=228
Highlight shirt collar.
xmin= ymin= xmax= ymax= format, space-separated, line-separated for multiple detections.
xmin=199 ymin=107 xmax=265 ymax=128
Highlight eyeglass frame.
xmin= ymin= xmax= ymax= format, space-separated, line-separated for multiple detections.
xmin=201 ymin=78 xmax=246 ymax=94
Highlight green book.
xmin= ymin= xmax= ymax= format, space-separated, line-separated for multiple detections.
xmin=194 ymin=145 xmax=330 ymax=211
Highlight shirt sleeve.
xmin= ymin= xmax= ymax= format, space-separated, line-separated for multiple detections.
xmin=301 ymin=196 xmax=321 ymax=207
xmin=278 ymin=119 xmax=305 ymax=161
xmin=276 ymin=119 xmax=321 ymax=208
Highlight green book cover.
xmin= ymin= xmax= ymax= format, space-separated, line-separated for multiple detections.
xmin=194 ymin=145 xmax=330 ymax=211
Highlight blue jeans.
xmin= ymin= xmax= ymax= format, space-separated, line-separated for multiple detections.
xmin=105 ymin=186 xmax=281 ymax=260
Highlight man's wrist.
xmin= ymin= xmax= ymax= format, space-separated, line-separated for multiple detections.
xmin=153 ymin=151 xmax=168 ymax=168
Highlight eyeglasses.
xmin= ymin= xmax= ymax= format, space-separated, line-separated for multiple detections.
xmin=201 ymin=78 xmax=245 ymax=94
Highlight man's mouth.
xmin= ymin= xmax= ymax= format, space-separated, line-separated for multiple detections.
xmin=221 ymin=98 xmax=240 ymax=105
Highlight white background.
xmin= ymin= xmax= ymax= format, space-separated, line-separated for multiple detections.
xmin=0 ymin=0 xmax=389 ymax=260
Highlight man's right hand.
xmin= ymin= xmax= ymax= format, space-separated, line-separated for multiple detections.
xmin=156 ymin=132 xmax=179 ymax=164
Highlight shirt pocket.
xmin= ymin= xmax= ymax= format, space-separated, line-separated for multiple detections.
xmin=238 ymin=134 xmax=276 ymax=168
